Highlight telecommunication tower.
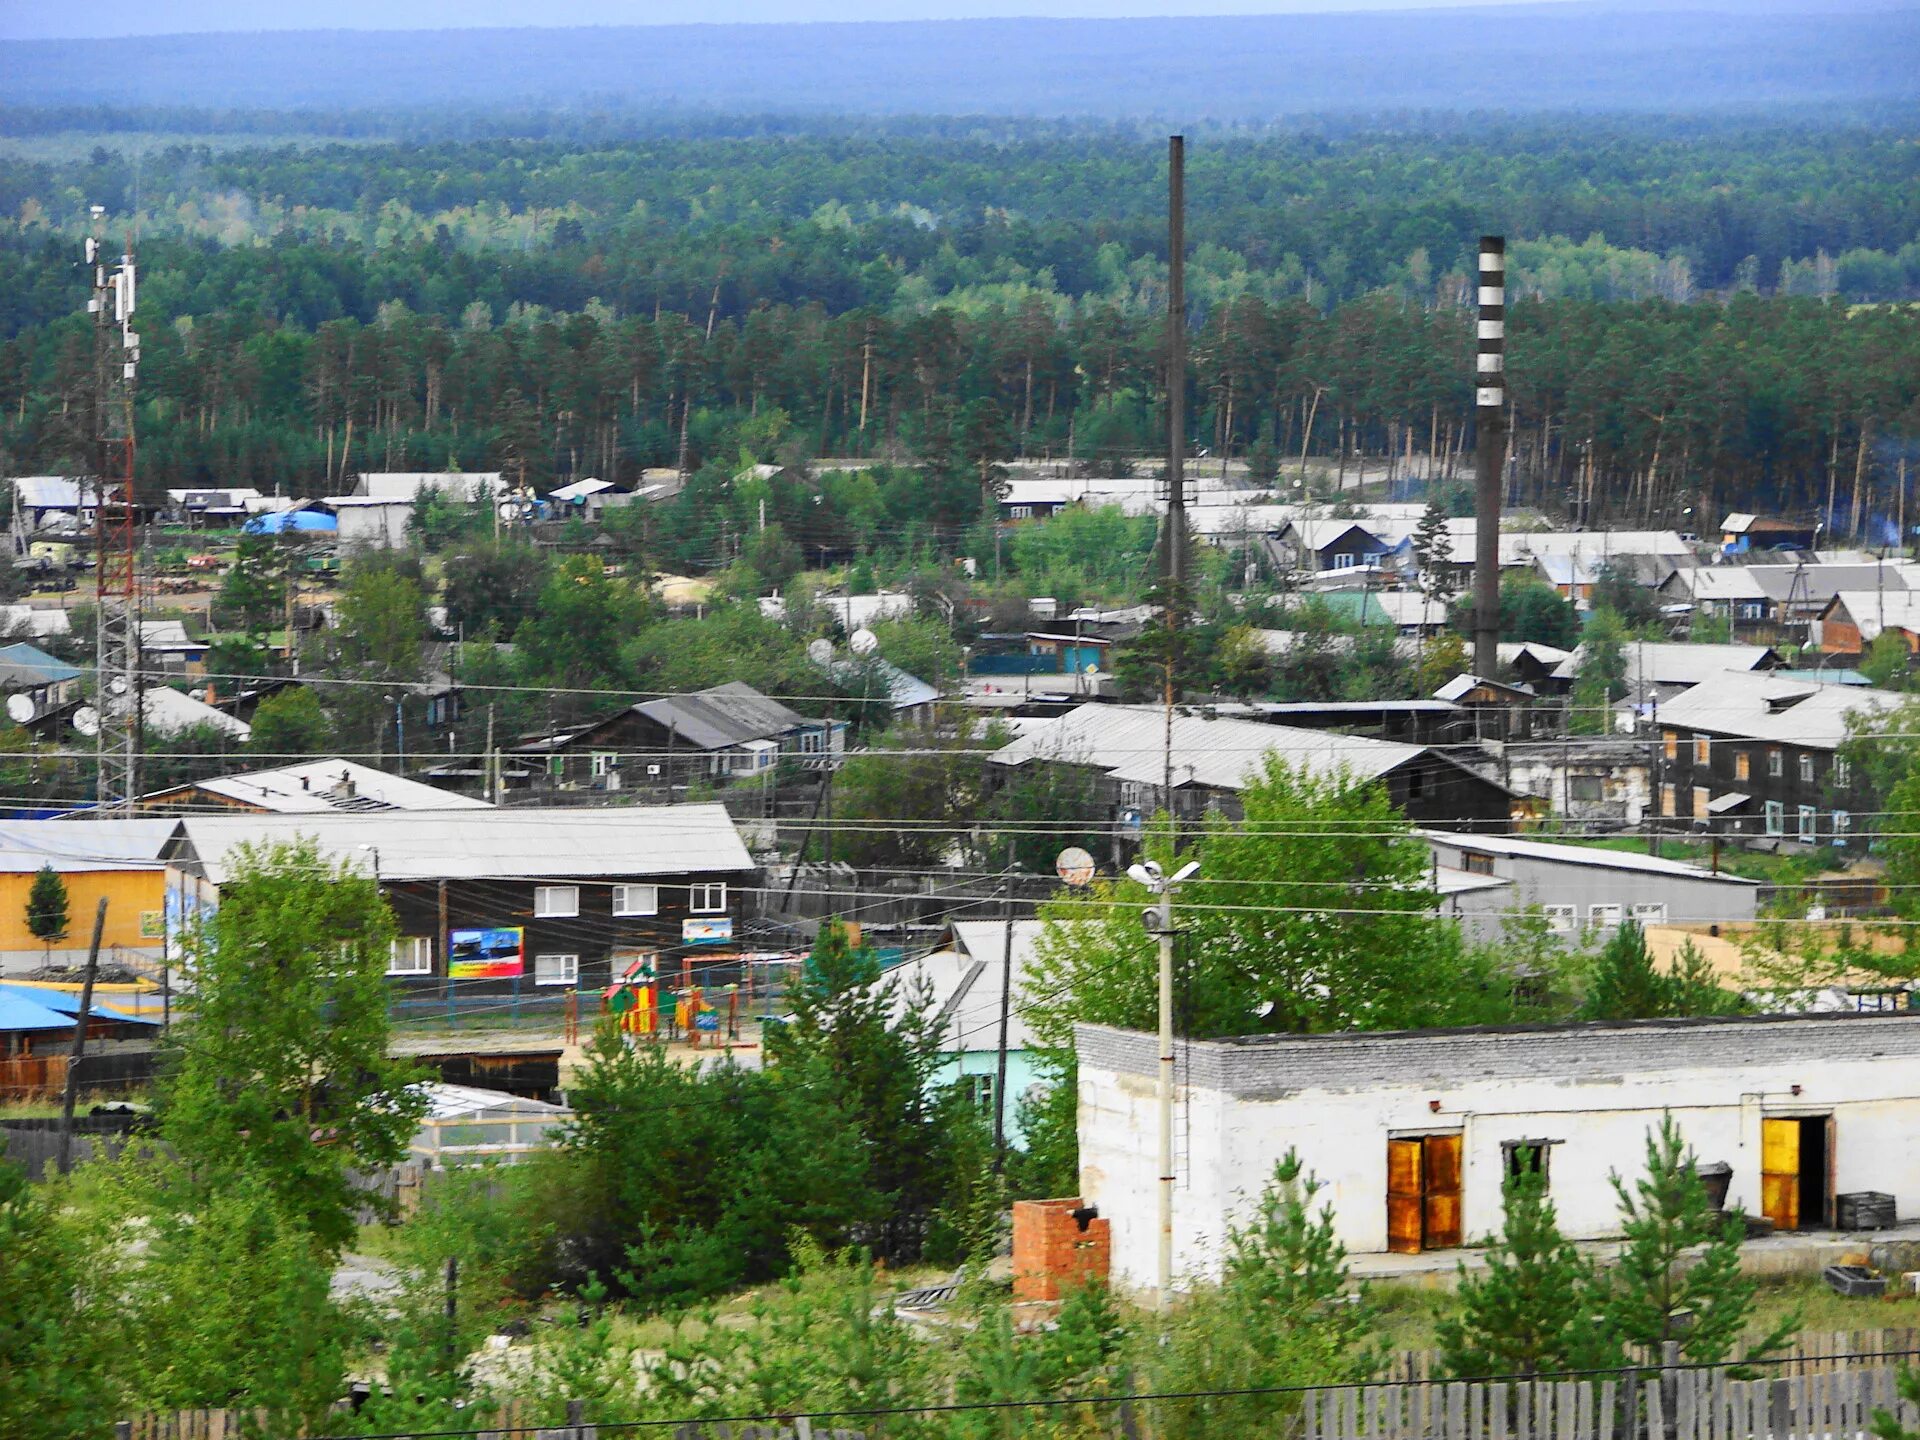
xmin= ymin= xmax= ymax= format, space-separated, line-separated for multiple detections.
xmin=86 ymin=206 xmax=142 ymax=808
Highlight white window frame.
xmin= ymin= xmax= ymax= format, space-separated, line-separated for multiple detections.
xmin=533 ymin=952 xmax=579 ymax=987
xmin=1008 ymin=504 xmax=1032 ymax=520
xmin=1588 ymin=903 xmax=1624 ymax=929
xmin=533 ymin=885 xmax=580 ymax=918
xmin=1835 ymin=756 xmax=1852 ymax=787
xmin=1834 ymin=809 xmax=1852 ymax=839
xmin=1542 ymin=904 xmax=1577 ymax=935
xmin=387 ymin=936 xmax=432 ymax=976
xmin=1630 ymin=902 xmax=1668 ymax=926
xmin=1332 ymin=551 xmax=1359 ymax=570
xmin=591 ymin=751 xmax=617 ymax=777
xmin=689 ymin=882 xmax=728 ymax=914
xmin=1768 ymin=749 xmax=1784 ymax=779
xmin=1798 ymin=754 xmax=1816 ymax=784
xmin=612 ymin=883 xmax=659 ymax=917
xmin=1764 ymin=800 xmax=1785 ymax=835
xmin=1798 ymin=805 xmax=1818 ymax=842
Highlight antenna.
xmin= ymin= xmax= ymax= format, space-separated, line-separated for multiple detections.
xmin=87 ymin=205 xmax=142 ymax=808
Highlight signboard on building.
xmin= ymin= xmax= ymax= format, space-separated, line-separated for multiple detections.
xmin=682 ymin=917 xmax=734 ymax=945
xmin=449 ymin=926 xmax=525 ymax=979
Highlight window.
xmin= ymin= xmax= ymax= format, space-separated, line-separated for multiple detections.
xmin=1798 ymin=805 xmax=1817 ymax=842
xmin=689 ymin=882 xmax=727 ymax=914
xmin=1504 ymin=1140 xmax=1555 ymax=1182
xmin=1735 ymin=751 xmax=1751 ymax=782
xmin=534 ymin=885 xmax=579 ymax=918
xmin=1834 ymin=809 xmax=1852 ymax=840
xmin=1663 ymin=731 xmax=1679 ymax=761
xmin=1660 ymin=784 xmax=1677 ymax=816
xmin=534 ymin=952 xmax=578 ymax=987
xmin=1589 ymin=903 xmax=1623 ymax=928
xmin=591 ymin=751 xmax=616 ymax=777
xmin=1570 ymin=775 xmax=1603 ymax=802
xmin=1460 ymin=851 xmax=1495 ymax=876
xmin=1835 ymin=756 xmax=1852 ymax=787
xmin=1008 ymin=504 xmax=1032 ymax=519
xmin=612 ymin=884 xmax=659 ymax=917
xmin=1543 ymin=904 xmax=1577 ymax=935
xmin=1692 ymin=787 xmax=1710 ymax=820
xmin=1738 ymin=601 xmax=1765 ymax=620
xmin=387 ymin=936 xmax=432 ymax=976
xmin=958 ymin=1074 xmax=996 ymax=1116
xmin=801 ymin=729 xmax=824 ymax=754
xmin=1694 ymin=737 xmax=1711 ymax=766
xmin=1332 ymin=552 xmax=1359 ymax=570
xmin=1631 ymin=902 xmax=1669 ymax=925
xmin=1765 ymin=800 xmax=1785 ymax=835
xmin=1799 ymin=754 xmax=1816 ymax=784
xmin=1768 ymin=749 xmax=1783 ymax=779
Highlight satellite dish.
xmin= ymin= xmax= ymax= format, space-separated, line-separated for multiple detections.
xmin=849 ymin=627 xmax=879 ymax=656
xmin=73 ymin=705 xmax=100 ymax=737
xmin=1055 ymin=846 xmax=1096 ymax=888
xmin=806 ymin=638 xmax=834 ymax=665
xmin=5 ymin=694 xmax=35 ymax=724
xmin=108 ymin=676 xmax=130 ymax=696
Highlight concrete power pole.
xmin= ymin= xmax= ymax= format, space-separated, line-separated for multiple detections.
xmin=1472 ymin=236 xmax=1507 ymax=679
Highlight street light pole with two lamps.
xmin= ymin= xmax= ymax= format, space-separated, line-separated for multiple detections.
xmin=1126 ymin=856 xmax=1199 ymax=1311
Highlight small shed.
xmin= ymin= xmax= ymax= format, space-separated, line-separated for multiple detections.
xmin=407 ymin=1083 xmax=569 ymax=1169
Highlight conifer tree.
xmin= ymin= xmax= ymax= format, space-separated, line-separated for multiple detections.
xmin=1584 ymin=919 xmax=1667 ymax=1020
xmin=24 ymin=864 xmax=68 ymax=965
xmin=1439 ymin=1169 xmax=1605 ymax=1377
xmin=1598 ymin=1115 xmax=1797 ymax=1366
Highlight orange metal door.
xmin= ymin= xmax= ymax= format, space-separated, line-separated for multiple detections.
xmin=1423 ymin=1133 xmax=1465 ymax=1249
xmin=1387 ymin=1138 xmax=1424 ymax=1254
xmin=1761 ymin=1117 xmax=1800 ymax=1231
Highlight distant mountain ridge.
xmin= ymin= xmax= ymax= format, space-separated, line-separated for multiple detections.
xmin=4 ymin=6 xmax=1916 ymax=119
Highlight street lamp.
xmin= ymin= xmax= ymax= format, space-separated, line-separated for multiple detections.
xmin=358 ymin=843 xmax=379 ymax=881
xmin=1127 ymin=857 xmax=1199 ymax=1310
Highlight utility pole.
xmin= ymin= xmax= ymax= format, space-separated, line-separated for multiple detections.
xmin=1162 ymin=136 xmax=1187 ymax=820
xmin=991 ymin=839 xmax=1017 ymax=1171
xmin=1472 ymin=235 xmax=1506 ymax=679
xmin=56 ymin=898 xmax=109 ymax=1176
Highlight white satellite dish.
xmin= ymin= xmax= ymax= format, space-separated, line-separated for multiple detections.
xmin=109 ymin=675 xmax=130 ymax=696
xmin=806 ymin=638 xmax=834 ymax=665
xmin=73 ymin=705 xmax=100 ymax=737
xmin=5 ymin=693 xmax=35 ymax=724
xmin=1054 ymin=846 xmax=1097 ymax=888
xmin=849 ymin=627 xmax=879 ymax=656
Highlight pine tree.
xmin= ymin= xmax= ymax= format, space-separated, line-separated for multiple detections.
xmin=1439 ymin=1170 xmax=1605 ymax=1377
xmin=1411 ymin=500 xmax=1457 ymax=604
xmin=1598 ymin=1114 xmax=1797 ymax=1366
xmin=1584 ymin=920 xmax=1668 ymax=1020
xmin=24 ymin=864 xmax=68 ymax=964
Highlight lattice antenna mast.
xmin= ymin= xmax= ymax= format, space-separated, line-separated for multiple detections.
xmin=87 ymin=205 xmax=141 ymax=808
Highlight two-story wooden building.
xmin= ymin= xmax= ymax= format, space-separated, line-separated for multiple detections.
xmin=1651 ymin=669 xmax=1899 ymax=846
xmin=164 ymin=806 xmax=758 ymax=999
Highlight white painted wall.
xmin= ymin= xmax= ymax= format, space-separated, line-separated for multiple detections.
xmin=1077 ymin=1018 xmax=1920 ymax=1294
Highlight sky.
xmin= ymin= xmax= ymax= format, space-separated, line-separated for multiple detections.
xmin=0 ymin=0 xmax=1590 ymax=41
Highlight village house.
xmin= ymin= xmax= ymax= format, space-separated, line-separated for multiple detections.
xmin=1815 ymin=590 xmax=1920 ymax=659
xmin=986 ymin=701 xmax=1514 ymax=838
xmin=0 ymin=818 xmax=182 ymax=976
xmin=1076 ymin=1011 xmax=1920 ymax=1291
xmin=164 ymin=805 xmax=758 ymax=1001
xmin=133 ymin=758 xmax=493 ymax=815
xmin=1652 ymin=669 xmax=1898 ymax=845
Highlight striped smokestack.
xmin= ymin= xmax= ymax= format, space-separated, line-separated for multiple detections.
xmin=1472 ymin=235 xmax=1506 ymax=679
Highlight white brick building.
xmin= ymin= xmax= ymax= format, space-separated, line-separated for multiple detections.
xmin=1076 ymin=1014 xmax=1920 ymax=1294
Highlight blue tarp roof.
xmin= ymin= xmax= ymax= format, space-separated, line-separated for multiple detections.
xmin=243 ymin=510 xmax=337 ymax=535
xmin=0 ymin=989 xmax=76 ymax=1032
xmin=0 ymin=984 xmax=161 ymax=1026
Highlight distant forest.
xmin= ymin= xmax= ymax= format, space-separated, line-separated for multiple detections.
xmin=2 ymin=103 xmax=1919 ymax=531
xmin=2 ymin=6 xmax=1917 ymax=118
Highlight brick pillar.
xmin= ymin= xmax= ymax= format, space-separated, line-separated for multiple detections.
xmin=1011 ymin=1197 xmax=1112 ymax=1302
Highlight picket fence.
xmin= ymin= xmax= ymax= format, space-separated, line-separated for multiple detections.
xmin=1383 ymin=1331 xmax=1920 ymax=1384
xmin=1301 ymin=1363 xmax=1919 ymax=1440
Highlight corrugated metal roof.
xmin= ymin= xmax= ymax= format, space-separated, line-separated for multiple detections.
xmin=416 ymin=1082 xmax=567 ymax=1119
xmin=1824 ymin=590 xmax=1920 ymax=643
xmin=0 ymin=642 xmax=80 ymax=684
xmin=0 ymin=990 xmax=75 ymax=1031
xmin=0 ymin=816 xmax=180 ymax=864
xmin=1655 ymin=669 xmax=1902 ymax=750
xmin=174 ymin=804 xmax=754 ymax=884
xmin=179 ymin=759 xmax=491 ymax=814
xmin=1421 ymin=830 xmax=1757 ymax=884
xmin=358 ymin=472 xmax=503 ymax=500
xmin=0 ymin=984 xmax=162 ymax=1024
xmin=988 ymin=701 xmax=1434 ymax=792
xmin=1552 ymin=642 xmax=1777 ymax=687
xmin=923 ymin=919 xmax=1048 ymax=1054
xmin=633 ymin=682 xmax=810 ymax=752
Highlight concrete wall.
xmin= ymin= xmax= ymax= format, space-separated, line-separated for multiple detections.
xmin=1076 ymin=1016 xmax=1920 ymax=1293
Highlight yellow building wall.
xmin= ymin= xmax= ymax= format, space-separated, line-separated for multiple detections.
xmin=0 ymin=868 xmax=169 ymax=959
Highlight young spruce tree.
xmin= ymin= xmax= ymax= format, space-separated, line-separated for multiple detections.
xmin=24 ymin=863 xmax=68 ymax=964
xmin=1439 ymin=1169 xmax=1605 ymax=1377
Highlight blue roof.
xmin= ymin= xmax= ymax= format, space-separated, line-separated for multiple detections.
xmin=0 ymin=990 xmax=75 ymax=1032
xmin=244 ymin=510 xmax=337 ymax=535
xmin=0 ymin=642 xmax=81 ymax=684
xmin=0 ymin=984 xmax=162 ymax=1026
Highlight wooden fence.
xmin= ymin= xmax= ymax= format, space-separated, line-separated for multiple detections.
xmin=1302 ymin=1363 xmax=1920 ymax=1440
xmin=1384 ymin=1330 xmax=1920 ymax=1383
xmin=119 ymin=1404 xmax=865 ymax=1440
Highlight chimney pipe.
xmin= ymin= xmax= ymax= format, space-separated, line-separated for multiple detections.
xmin=1472 ymin=235 xmax=1507 ymax=679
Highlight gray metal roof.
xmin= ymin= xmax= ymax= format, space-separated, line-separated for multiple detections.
xmin=1552 ymin=642 xmax=1777 ymax=687
xmin=1420 ymin=829 xmax=1758 ymax=884
xmin=172 ymin=759 xmax=492 ymax=814
xmin=1 ymin=816 xmax=182 ymax=868
xmin=895 ymin=919 xmax=1048 ymax=1055
xmin=171 ymin=804 xmax=754 ymax=884
xmin=632 ymin=682 xmax=810 ymax=751
xmin=1655 ymin=669 xmax=1902 ymax=750
xmin=988 ymin=701 xmax=1440 ymax=792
